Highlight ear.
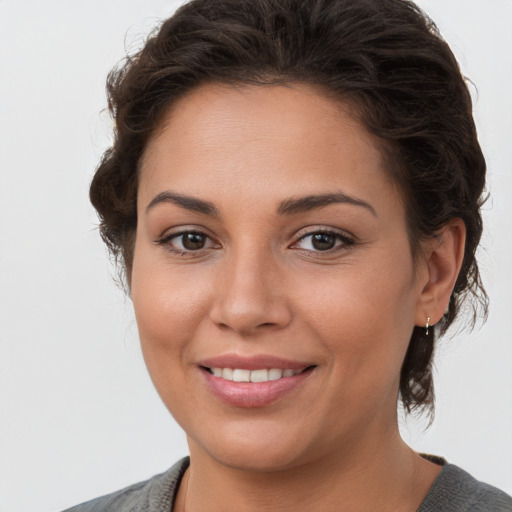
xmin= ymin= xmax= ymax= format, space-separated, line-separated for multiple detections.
xmin=415 ymin=218 xmax=466 ymax=328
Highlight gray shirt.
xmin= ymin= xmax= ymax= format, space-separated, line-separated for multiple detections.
xmin=62 ymin=457 xmax=512 ymax=511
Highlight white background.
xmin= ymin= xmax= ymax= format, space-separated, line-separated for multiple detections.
xmin=0 ymin=1 xmax=511 ymax=511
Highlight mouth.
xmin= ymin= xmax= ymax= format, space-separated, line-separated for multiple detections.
xmin=201 ymin=366 xmax=315 ymax=382
xmin=198 ymin=358 xmax=317 ymax=408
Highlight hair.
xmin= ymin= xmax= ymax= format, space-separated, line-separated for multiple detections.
xmin=90 ymin=0 xmax=488 ymax=415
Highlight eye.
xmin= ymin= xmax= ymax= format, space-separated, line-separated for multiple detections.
xmin=156 ymin=230 xmax=218 ymax=254
xmin=292 ymin=229 xmax=354 ymax=252
xmin=178 ymin=232 xmax=209 ymax=250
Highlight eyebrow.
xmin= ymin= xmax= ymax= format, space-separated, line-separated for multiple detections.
xmin=277 ymin=192 xmax=377 ymax=217
xmin=146 ymin=191 xmax=220 ymax=217
xmin=146 ymin=190 xmax=376 ymax=218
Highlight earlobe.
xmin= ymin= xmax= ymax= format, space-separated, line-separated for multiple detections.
xmin=415 ymin=218 xmax=466 ymax=327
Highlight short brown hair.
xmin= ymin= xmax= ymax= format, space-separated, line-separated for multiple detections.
xmin=90 ymin=0 xmax=488 ymax=414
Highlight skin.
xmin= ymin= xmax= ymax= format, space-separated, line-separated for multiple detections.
xmin=131 ymin=83 xmax=465 ymax=511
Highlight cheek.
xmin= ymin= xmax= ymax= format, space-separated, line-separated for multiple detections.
xmin=130 ymin=264 xmax=217 ymax=426
xmin=297 ymin=252 xmax=417 ymax=381
xmin=130 ymin=249 xmax=213 ymax=380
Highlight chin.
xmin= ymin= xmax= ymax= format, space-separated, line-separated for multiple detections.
xmin=210 ymin=444 xmax=308 ymax=474
xmin=188 ymin=418 xmax=317 ymax=473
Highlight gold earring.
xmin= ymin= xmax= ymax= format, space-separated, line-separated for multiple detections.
xmin=425 ymin=317 xmax=431 ymax=336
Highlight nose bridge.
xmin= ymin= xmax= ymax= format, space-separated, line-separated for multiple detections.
xmin=210 ymin=240 xmax=290 ymax=335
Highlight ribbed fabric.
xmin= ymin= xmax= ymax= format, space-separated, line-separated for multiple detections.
xmin=61 ymin=457 xmax=512 ymax=511
xmin=417 ymin=464 xmax=512 ymax=511
xmin=61 ymin=458 xmax=189 ymax=512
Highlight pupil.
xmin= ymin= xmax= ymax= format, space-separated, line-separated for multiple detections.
xmin=182 ymin=233 xmax=205 ymax=250
xmin=312 ymin=233 xmax=335 ymax=251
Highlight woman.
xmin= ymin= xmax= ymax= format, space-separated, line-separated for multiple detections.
xmin=63 ymin=0 xmax=512 ymax=510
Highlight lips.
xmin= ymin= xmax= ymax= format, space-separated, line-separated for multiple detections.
xmin=198 ymin=355 xmax=316 ymax=408
xmin=199 ymin=354 xmax=311 ymax=371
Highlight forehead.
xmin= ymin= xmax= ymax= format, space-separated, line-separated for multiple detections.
xmin=139 ymin=83 xmax=401 ymax=216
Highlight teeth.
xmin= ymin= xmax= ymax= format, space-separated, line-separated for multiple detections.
xmin=250 ymin=369 xmax=268 ymax=383
xmin=232 ymin=369 xmax=251 ymax=382
xmin=210 ymin=367 xmax=302 ymax=382
xmin=268 ymin=368 xmax=283 ymax=380
xmin=222 ymin=368 xmax=233 ymax=380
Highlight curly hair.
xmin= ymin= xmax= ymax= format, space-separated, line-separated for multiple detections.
xmin=90 ymin=0 xmax=488 ymax=415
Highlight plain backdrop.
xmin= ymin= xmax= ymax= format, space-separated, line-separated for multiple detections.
xmin=0 ymin=1 xmax=511 ymax=511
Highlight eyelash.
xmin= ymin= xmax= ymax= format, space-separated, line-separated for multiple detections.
xmin=292 ymin=228 xmax=355 ymax=254
xmin=155 ymin=230 xmax=218 ymax=256
xmin=155 ymin=228 xmax=355 ymax=257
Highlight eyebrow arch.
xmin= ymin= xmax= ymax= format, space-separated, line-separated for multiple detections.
xmin=277 ymin=192 xmax=377 ymax=217
xmin=146 ymin=191 xmax=220 ymax=217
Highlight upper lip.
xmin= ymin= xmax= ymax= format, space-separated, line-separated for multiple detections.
xmin=198 ymin=354 xmax=314 ymax=371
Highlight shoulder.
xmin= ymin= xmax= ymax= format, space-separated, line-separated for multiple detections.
xmin=60 ymin=457 xmax=189 ymax=512
xmin=419 ymin=464 xmax=512 ymax=512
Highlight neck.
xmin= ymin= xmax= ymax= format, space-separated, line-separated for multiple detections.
xmin=178 ymin=424 xmax=441 ymax=512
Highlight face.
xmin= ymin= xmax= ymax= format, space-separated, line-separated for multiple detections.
xmin=131 ymin=83 xmax=428 ymax=472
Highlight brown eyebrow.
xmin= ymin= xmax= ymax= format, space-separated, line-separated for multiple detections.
xmin=146 ymin=190 xmax=376 ymax=218
xmin=146 ymin=191 xmax=220 ymax=217
xmin=277 ymin=192 xmax=377 ymax=217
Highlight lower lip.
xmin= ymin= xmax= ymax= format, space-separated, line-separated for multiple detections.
xmin=201 ymin=368 xmax=314 ymax=408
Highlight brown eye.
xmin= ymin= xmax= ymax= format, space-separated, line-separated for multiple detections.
xmin=181 ymin=232 xmax=207 ymax=250
xmin=311 ymin=233 xmax=336 ymax=251
xmin=293 ymin=229 xmax=355 ymax=253
xmin=156 ymin=230 xmax=218 ymax=254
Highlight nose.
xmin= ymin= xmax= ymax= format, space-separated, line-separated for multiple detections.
xmin=209 ymin=247 xmax=292 ymax=336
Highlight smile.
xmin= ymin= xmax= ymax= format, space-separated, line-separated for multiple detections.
xmin=205 ymin=367 xmax=305 ymax=382
xmin=200 ymin=362 xmax=316 ymax=408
